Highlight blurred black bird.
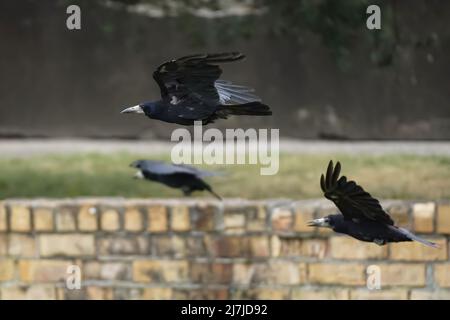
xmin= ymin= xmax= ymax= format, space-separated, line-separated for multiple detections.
xmin=308 ymin=160 xmax=438 ymax=248
xmin=121 ymin=52 xmax=272 ymax=125
xmin=130 ymin=160 xmax=222 ymax=200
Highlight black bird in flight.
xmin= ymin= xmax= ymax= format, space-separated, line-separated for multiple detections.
xmin=308 ymin=160 xmax=439 ymax=248
xmin=130 ymin=160 xmax=222 ymax=200
xmin=121 ymin=52 xmax=272 ymax=125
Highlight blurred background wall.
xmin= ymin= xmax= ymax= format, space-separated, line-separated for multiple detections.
xmin=0 ymin=0 xmax=449 ymax=140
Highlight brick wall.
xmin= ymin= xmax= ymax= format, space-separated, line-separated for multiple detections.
xmin=0 ymin=198 xmax=449 ymax=300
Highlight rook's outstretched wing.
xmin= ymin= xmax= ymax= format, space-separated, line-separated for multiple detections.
xmin=131 ymin=160 xmax=220 ymax=178
xmin=320 ymin=160 xmax=394 ymax=225
xmin=153 ymin=52 xmax=245 ymax=106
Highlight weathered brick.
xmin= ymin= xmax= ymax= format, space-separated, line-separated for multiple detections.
xmin=124 ymin=207 xmax=143 ymax=232
xmin=56 ymin=287 xmax=113 ymax=300
xmin=205 ymin=236 xmax=249 ymax=257
xmin=56 ymin=288 xmax=85 ymax=300
xmin=410 ymin=290 xmax=450 ymax=300
xmin=101 ymin=209 xmax=120 ymax=231
xmin=298 ymin=262 xmax=308 ymax=283
xmin=293 ymin=206 xmax=315 ymax=232
xmin=434 ymin=264 xmax=450 ymax=288
xmin=1 ymin=286 xmax=56 ymax=300
xmin=188 ymin=289 xmax=229 ymax=300
xmin=190 ymin=262 xmax=210 ymax=283
xmin=273 ymin=237 xmax=327 ymax=258
xmin=190 ymin=262 xmax=232 ymax=284
xmin=10 ymin=205 xmax=31 ymax=232
xmin=153 ymin=236 xmax=186 ymax=257
xmin=252 ymin=261 xmax=304 ymax=285
xmin=274 ymin=237 xmax=304 ymax=257
xmin=388 ymin=204 xmax=411 ymax=228
xmin=185 ymin=236 xmax=206 ymax=257
xmin=350 ymin=289 xmax=408 ymax=300
xmin=224 ymin=212 xmax=246 ymax=234
xmin=147 ymin=205 xmax=168 ymax=232
xmin=271 ymin=207 xmax=293 ymax=232
xmin=249 ymin=236 xmax=270 ymax=257
xmin=191 ymin=203 xmax=219 ymax=231
xmin=0 ymin=259 xmax=15 ymax=281
xmin=33 ymin=207 xmax=54 ymax=231
xmin=437 ymin=204 xmax=450 ymax=234
xmin=389 ymin=238 xmax=447 ymax=261
xmin=86 ymin=287 xmax=114 ymax=300
xmin=246 ymin=205 xmax=267 ymax=231
xmin=232 ymin=288 xmax=289 ymax=300
xmin=308 ymin=263 xmax=366 ymax=285
xmin=83 ymin=262 xmax=130 ymax=282
xmin=8 ymin=234 xmax=37 ymax=257
xmin=141 ymin=287 xmax=172 ymax=300
xmin=413 ymin=202 xmax=435 ymax=233
xmin=330 ymin=236 xmax=387 ymax=260
xmin=133 ymin=260 xmax=189 ymax=283
xmin=299 ymin=239 xmax=327 ymax=258
xmin=99 ymin=263 xmax=130 ymax=281
xmin=0 ymin=203 xmax=7 ymax=231
xmin=78 ymin=205 xmax=98 ymax=231
xmin=55 ymin=207 xmax=76 ymax=231
xmin=316 ymin=225 xmax=333 ymax=234
xmin=379 ymin=263 xmax=426 ymax=286
xmin=171 ymin=205 xmax=190 ymax=231
xmin=271 ymin=235 xmax=281 ymax=256
xmin=0 ymin=234 xmax=7 ymax=255
xmin=171 ymin=289 xmax=190 ymax=299
xmin=19 ymin=259 xmax=71 ymax=283
xmin=40 ymin=234 xmax=95 ymax=257
xmin=83 ymin=261 xmax=101 ymax=279
xmin=232 ymin=261 xmax=304 ymax=285
xmin=291 ymin=289 xmax=349 ymax=300
xmin=211 ymin=263 xmax=233 ymax=284
xmin=83 ymin=261 xmax=131 ymax=281
xmin=98 ymin=236 xmax=149 ymax=256
xmin=113 ymin=288 xmax=142 ymax=300
xmin=232 ymin=263 xmax=256 ymax=285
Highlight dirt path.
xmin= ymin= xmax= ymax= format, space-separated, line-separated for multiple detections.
xmin=0 ymin=139 xmax=449 ymax=157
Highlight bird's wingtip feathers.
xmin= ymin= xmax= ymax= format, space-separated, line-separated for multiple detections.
xmin=320 ymin=174 xmax=326 ymax=192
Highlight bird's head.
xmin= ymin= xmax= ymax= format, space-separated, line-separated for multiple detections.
xmin=130 ymin=160 xmax=144 ymax=169
xmin=307 ymin=216 xmax=333 ymax=228
xmin=129 ymin=160 xmax=145 ymax=179
xmin=121 ymin=102 xmax=155 ymax=116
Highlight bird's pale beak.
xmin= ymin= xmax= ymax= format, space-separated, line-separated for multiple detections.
xmin=121 ymin=105 xmax=144 ymax=114
xmin=133 ymin=171 xmax=144 ymax=179
xmin=307 ymin=218 xmax=330 ymax=228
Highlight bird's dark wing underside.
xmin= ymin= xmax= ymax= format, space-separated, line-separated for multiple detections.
xmin=170 ymin=95 xmax=218 ymax=120
xmin=176 ymin=164 xmax=222 ymax=177
xmin=153 ymin=52 xmax=245 ymax=110
xmin=139 ymin=160 xmax=218 ymax=177
xmin=138 ymin=160 xmax=193 ymax=175
xmin=320 ymin=160 xmax=394 ymax=225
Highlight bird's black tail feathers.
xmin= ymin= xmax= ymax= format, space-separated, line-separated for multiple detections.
xmin=221 ymin=102 xmax=272 ymax=116
xmin=206 ymin=187 xmax=222 ymax=201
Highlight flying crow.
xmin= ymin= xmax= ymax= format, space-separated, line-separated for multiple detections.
xmin=121 ymin=52 xmax=272 ymax=125
xmin=130 ymin=160 xmax=222 ymax=200
xmin=308 ymin=160 xmax=439 ymax=248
